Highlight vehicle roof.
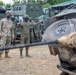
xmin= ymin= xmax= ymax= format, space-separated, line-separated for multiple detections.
xmin=55 ymin=3 xmax=76 ymax=17
xmin=55 ymin=9 xmax=76 ymax=17
xmin=48 ymin=0 xmax=76 ymax=8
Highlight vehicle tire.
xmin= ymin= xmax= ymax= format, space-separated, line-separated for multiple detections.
xmin=43 ymin=19 xmax=76 ymax=41
xmin=44 ymin=17 xmax=56 ymax=29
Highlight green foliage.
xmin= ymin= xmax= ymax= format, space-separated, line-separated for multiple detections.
xmin=6 ymin=4 xmax=11 ymax=8
xmin=43 ymin=3 xmax=51 ymax=8
xmin=32 ymin=0 xmax=35 ymax=2
xmin=12 ymin=0 xmax=20 ymax=5
xmin=0 ymin=1 xmax=4 ymax=5
xmin=47 ymin=0 xmax=70 ymax=5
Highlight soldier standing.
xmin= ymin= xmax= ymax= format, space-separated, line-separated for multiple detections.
xmin=34 ymin=18 xmax=42 ymax=42
xmin=20 ymin=14 xmax=30 ymax=58
xmin=0 ymin=11 xmax=14 ymax=60
xmin=11 ymin=16 xmax=16 ymax=45
xmin=20 ymin=15 xmax=42 ymax=58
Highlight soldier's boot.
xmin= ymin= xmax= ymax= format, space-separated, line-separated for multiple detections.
xmin=5 ymin=52 xmax=11 ymax=58
xmin=0 ymin=53 xmax=2 ymax=60
xmin=25 ymin=47 xmax=30 ymax=57
xmin=20 ymin=48 xmax=23 ymax=58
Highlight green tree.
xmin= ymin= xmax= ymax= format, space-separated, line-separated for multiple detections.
xmin=12 ymin=0 xmax=21 ymax=5
xmin=0 ymin=1 xmax=5 ymax=5
xmin=6 ymin=4 xmax=11 ymax=8
xmin=47 ymin=0 xmax=69 ymax=5
xmin=43 ymin=3 xmax=51 ymax=8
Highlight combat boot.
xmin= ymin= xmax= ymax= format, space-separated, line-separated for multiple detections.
xmin=5 ymin=52 xmax=11 ymax=58
xmin=20 ymin=48 xmax=23 ymax=58
xmin=25 ymin=47 xmax=29 ymax=57
xmin=0 ymin=53 xmax=2 ymax=60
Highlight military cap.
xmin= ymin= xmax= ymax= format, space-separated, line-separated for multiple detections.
xmin=5 ymin=11 xmax=11 ymax=15
xmin=23 ymin=14 xmax=29 ymax=18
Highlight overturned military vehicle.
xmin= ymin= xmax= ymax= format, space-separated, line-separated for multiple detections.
xmin=0 ymin=4 xmax=76 ymax=75
xmin=43 ymin=3 xmax=76 ymax=75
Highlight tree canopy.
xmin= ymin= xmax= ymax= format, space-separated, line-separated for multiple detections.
xmin=47 ymin=0 xmax=70 ymax=5
xmin=0 ymin=1 xmax=5 ymax=5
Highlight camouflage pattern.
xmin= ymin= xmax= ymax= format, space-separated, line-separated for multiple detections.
xmin=0 ymin=18 xmax=14 ymax=54
xmin=33 ymin=22 xmax=42 ymax=42
xmin=20 ymin=21 xmax=40 ymax=44
xmin=19 ymin=20 xmax=33 ymax=57
xmin=20 ymin=22 xmax=31 ymax=44
xmin=11 ymin=20 xmax=16 ymax=43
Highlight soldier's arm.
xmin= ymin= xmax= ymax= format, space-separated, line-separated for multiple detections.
xmin=0 ymin=20 xmax=4 ymax=37
xmin=11 ymin=23 xmax=15 ymax=39
xmin=18 ymin=23 xmax=23 ymax=29
xmin=0 ymin=20 xmax=3 ymax=31
xmin=28 ymin=22 xmax=41 ymax=28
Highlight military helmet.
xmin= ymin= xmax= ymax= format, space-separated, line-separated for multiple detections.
xmin=23 ymin=14 xmax=29 ymax=18
xmin=5 ymin=11 xmax=11 ymax=15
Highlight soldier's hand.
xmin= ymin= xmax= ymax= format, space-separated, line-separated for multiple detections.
xmin=0 ymin=34 xmax=2 ymax=38
xmin=17 ymin=22 xmax=21 ymax=26
xmin=12 ymin=36 xmax=14 ymax=40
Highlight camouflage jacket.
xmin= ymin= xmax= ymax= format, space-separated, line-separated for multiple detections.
xmin=0 ymin=18 xmax=14 ymax=37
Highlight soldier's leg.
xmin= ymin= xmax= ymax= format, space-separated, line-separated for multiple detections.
xmin=5 ymin=50 xmax=11 ymax=58
xmin=5 ymin=37 xmax=11 ymax=58
xmin=25 ymin=47 xmax=29 ymax=57
xmin=20 ymin=47 xmax=23 ymax=58
xmin=20 ymin=36 xmax=24 ymax=58
xmin=0 ymin=51 xmax=3 ymax=60
xmin=0 ymin=37 xmax=6 ymax=60
xmin=25 ymin=37 xmax=30 ymax=57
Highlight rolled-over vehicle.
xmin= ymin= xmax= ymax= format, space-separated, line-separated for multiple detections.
xmin=0 ymin=6 xmax=6 ymax=20
xmin=43 ymin=3 xmax=76 ymax=75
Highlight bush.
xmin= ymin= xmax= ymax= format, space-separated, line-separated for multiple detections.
xmin=43 ymin=3 xmax=51 ymax=8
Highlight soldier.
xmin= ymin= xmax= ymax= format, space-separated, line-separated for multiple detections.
xmin=0 ymin=11 xmax=14 ymax=60
xmin=19 ymin=15 xmax=43 ymax=58
xmin=20 ymin=14 xmax=31 ymax=58
xmin=29 ymin=17 xmax=33 ymax=23
xmin=11 ymin=16 xmax=16 ymax=45
xmin=34 ymin=18 xmax=42 ymax=42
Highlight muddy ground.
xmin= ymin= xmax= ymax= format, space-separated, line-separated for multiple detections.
xmin=0 ymin=45 xmax=61 ymax=75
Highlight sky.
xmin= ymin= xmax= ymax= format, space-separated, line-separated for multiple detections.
xmin=0 ymin=0 xmax=13 ymax=4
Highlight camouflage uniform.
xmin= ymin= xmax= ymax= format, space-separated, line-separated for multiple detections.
xmin=33 ymin=21 xmax=42 ymax=42
xmin=20 ymin=21 xmax=40 ymax=57
xmin=11 ymin=20 xmax=16 ymax=44
xmin=20 ymin=21 xmax=31 ymax=58
xmin=20 ymin=20 xmax=38 ymax=44
xmin=0 ymin=18 xmax=14 ymax=54
xmin=20 ymin=22 xmax=30 ymax=44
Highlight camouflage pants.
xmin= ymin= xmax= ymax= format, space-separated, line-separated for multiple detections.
xmin=0 ymin=36 xmax=11 ymax=54
xmin=20 ymin=34 xmax=30 ymax=44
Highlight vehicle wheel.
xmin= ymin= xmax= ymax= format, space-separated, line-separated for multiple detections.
xmin=43 ymin=19 xmax=76 ymax=41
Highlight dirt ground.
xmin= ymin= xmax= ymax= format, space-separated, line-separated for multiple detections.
xmin=0 ymin=45 xmax=61 ymax=75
